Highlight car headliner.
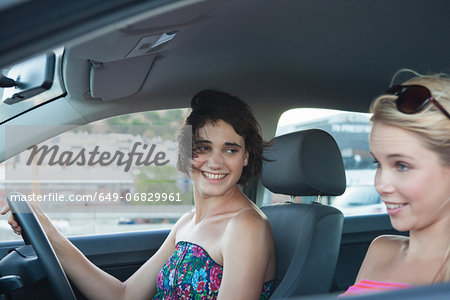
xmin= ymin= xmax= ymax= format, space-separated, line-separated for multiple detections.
xmin=0 ymin=0 xmax=450 ymax=152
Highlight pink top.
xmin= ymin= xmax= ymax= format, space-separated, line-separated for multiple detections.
xmin=340 ymin=279 xmax=413 ymax=297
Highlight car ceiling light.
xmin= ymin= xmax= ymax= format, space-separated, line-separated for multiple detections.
xmin=152 ymin=32 xmax=176 ymax=49
xmin=126 ymin=31 xmax=177 ymax=58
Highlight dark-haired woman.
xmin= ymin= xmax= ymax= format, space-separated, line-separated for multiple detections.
xmin=3 ymin=90 xmax=276 ymax=300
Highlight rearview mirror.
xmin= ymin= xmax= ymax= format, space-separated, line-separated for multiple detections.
xmin=1 ymin=52 xmax=55 ymax=105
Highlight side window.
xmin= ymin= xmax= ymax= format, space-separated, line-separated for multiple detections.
xmin=1 ymin=109 xmax=193 ymax=241
xmin=264 ymin=108 xmax=386 ymax=216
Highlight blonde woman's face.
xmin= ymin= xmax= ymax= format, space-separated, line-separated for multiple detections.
xmin=370 ymin=122 xmax=450 ymax=232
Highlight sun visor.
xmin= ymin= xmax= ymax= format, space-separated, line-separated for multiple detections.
xmin=89 ymin=55 xmax=155 ymax=101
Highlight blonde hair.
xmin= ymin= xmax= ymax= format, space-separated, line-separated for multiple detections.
xmin=370 ymin=72 xmax=450 ymax=166
xmin=371 ymin=71 xmax=450 ymax=283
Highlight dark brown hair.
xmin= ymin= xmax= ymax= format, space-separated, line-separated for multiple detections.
xmin=177 ymin=89 xmax=269 ymax=185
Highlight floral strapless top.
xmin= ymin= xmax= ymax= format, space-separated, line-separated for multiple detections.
xmin=153 ymin=241 xmax=274 ymax=299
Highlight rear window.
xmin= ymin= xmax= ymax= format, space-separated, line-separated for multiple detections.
xmin=263 ymin=108 xmax=386 ymax=216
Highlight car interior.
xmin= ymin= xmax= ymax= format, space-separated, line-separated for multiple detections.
xmin=261 ymin=129 xmax=345 ymax=298
xmin=0 ymin=0 xmax=450 ymax=299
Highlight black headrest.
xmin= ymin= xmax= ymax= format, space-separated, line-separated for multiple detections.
xmin=262 ymin=129 xmax=346 ymax=196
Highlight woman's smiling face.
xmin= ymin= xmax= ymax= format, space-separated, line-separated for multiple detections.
xmin=370 ymin=122 xmax=450 ymax=232
xmin=191 ymin=120 xmax=249 ymax=199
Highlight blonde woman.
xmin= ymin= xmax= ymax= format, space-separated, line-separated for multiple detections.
xmin=342 ymin=73 xmax=450 ymax=296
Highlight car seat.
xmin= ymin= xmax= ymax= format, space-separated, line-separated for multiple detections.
xmin=261 ymin=129 xmax=346 ymax=298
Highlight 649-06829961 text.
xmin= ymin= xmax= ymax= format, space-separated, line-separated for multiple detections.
xmin=9 ymin=192 xmax=182 ymax=203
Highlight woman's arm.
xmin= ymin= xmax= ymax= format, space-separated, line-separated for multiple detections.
xmin=218 ymin=210 xmax=275 ymax=300
xmin=1 ymin=203 xmax=178 ymax=300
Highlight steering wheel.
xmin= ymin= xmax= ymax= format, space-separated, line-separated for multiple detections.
xmin=7 ymin=193 xmax=76 ymax=300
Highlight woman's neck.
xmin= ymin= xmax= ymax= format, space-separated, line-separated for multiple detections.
xmin=193 ymin=186 xmax=248 ymax=223
xmin=406 ymin=216 xmax=450 ymax=260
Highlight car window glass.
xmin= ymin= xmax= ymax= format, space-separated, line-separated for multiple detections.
xmin=263 ymin=108 xmax=386 ymax=216
xmin=0 ymin=109 xmax=193 ymax=240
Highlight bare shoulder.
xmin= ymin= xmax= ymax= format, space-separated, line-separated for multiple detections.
xmin=369 ymin=234 xmax=407 ymax=254
xmin=355 ymin=234 xmax=407 ymax=282
xmin=172 ymin=209 xmax=195 ymax=233
xmin=224 ymin=206 xmax=273 ymax=245
xmin=230 ymin=206 xmax=271 ymax=232
xmin=364 ymin=235 xmax=407 ymax=264
xmin=221 ymin=205 xmax=275 ymax=271
xmin=219 ymin=205 xmax=276 ymax=296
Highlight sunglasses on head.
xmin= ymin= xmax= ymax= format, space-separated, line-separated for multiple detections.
xmin=385 ymin=85 xmax=450 ymax=119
